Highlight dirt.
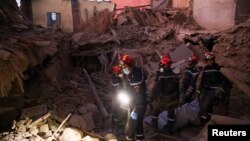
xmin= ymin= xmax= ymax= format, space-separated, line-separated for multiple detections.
xmin=213 ymin=19 xmax=250 ymax=86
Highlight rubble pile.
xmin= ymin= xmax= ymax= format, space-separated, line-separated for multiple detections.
xmin=0 ymin=1 xmax=111 ymax=140
xmin=0 ymin=113 xmax=101 ymax=141
xmin=72 ymin=6 xmax=201 ymax=49
xmin=213 ymin=19 xmax=250 ymax=88
xmin=0 ymin=0 xmax=70 ymax=97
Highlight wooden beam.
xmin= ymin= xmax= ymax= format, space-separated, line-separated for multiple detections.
xmin=82 ymin=68 xmax=109 ymax=118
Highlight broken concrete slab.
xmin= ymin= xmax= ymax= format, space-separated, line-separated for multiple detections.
xmin=169 ymin=44 xmax=193 ymax=62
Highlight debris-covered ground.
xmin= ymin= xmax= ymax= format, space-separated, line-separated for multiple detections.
xmin=1 ymin=0 xmax=250 ymax=141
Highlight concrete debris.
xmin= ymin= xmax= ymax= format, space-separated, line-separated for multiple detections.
xmin=0 ymin=111 xmax=103 ymax=141
xmin=59 ymin=128 xmax=83 ymax=141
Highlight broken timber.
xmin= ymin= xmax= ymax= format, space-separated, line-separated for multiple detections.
xmin=29 ymin=112 xmax=51 ymax=127
xmin=51 ymin=113 xmax=72 ymax=139
xmin=82 ymin=68 xmax=109 ymax=118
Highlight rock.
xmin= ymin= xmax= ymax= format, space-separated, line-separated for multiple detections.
xmin=39 ymin=124 xmax=51 ymax=137
xmin=82 ymin=135 xmax=99 ymax=141
xmin=104 ymin=133 xmax=117 ymax=141
xmin=78 ymin=106 xmax=88 ymax=115
xmin=82 ymin=112 xmax=95 ymax=131
xmin=85 ymin=103 xmax=99 ymax=113
xmin=68 ymin=114 xmax=88 ymax=131
xmin=30 ymin=126 xmax=39 ymax=135
xmin=39 ymin=124 xmax=49 ymax=133
xmin=59 ymin=127 xmax=83 ymax=141
xmin=16 ymin=121 xmax=27 ymax=133
xmin=85 ymin=103 xmax=101 ymax=123
xmin=50 ymin=125 xmax=57 ymax=132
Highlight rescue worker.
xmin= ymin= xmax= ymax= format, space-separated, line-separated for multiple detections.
xmin=197 ymin=52 xmax=232 ymax=126
xmin=110 ymin=65 xmax=124 ymax=130
xmin=179 ymin=55 xmax=199 ymax=105
xmin=111 ymin=65 xmax=123 ymax=89
xmin=149 ymin=56 xmax=180 ymax=134
xmin=119 ymin=54 xmax=147 ymax=141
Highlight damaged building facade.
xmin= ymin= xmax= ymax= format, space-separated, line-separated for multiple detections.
xmin=21 ymin=0 xmax=250 ymax=32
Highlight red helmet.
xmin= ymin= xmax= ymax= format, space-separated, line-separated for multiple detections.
xmin=160 ymin=57 xmax=171 ymax=65
xmin=188 ymin=55 xmax=198 ymax=64
xmin=161 ymin=54 xmax=170 ymax=59
xmin=204 ymin=52 xmax=215 ymax=60
xmin=119 ymin=54 xmax=132 ymax=65
xmin=112 ymin=65 xmax=122 ymax=75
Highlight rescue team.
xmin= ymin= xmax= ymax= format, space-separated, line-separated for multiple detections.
xmin=111 ymin=48 xmax=232 ymax=140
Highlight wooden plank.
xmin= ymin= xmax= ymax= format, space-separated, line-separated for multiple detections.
xmin=29 ymin=112 xmax=51 ymax=127
xmin=21 ymin=104 xmax=47 ymax=119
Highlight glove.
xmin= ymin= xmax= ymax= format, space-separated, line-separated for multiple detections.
xmin=195 ymin=89 xmax=201 ymax=98
xmin=185 ymin=87 xmax=193 ymax=96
